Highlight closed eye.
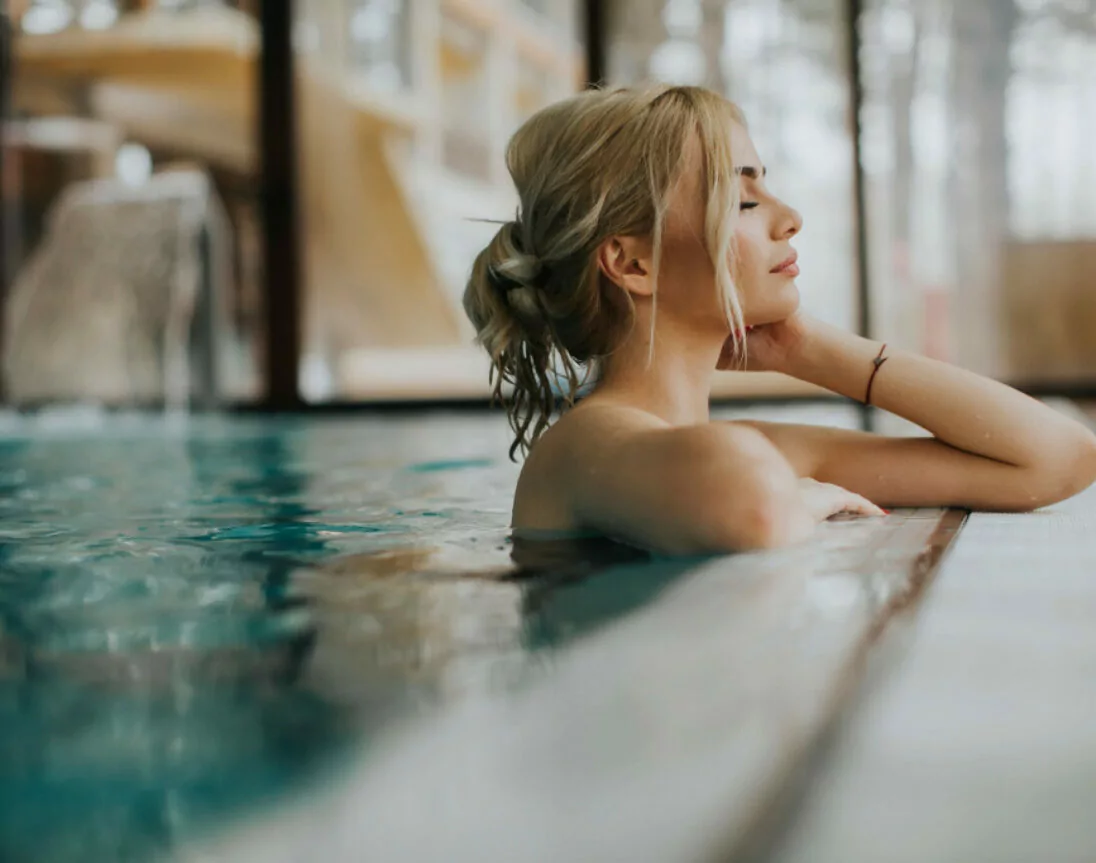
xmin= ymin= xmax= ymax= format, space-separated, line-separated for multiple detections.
xmin=740 ymin=201 xmax=759 ymax=211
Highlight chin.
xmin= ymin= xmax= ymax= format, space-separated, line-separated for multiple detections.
xmin=747 ymin=284 xmax=800 ymax=326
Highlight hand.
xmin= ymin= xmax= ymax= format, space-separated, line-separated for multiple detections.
xmin=797 ymin=477 xmax=886 ymax=522
xmin=716 ymin=312 xmax=813 ymax=373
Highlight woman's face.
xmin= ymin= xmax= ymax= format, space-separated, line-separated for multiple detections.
xmin=726 ymin=122 xmax=803 ymax=326
xmin=659 ymin=123 xmax=803 ymax=331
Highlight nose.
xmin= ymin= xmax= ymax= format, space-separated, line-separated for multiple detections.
xmin=774 ymin=200 xmax=802 ymax=240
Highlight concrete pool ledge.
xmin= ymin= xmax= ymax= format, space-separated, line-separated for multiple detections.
xmin=176 ymin=510 xmax=963 ymax=863
xmin=760 ymin=481 xmax=1096 ymax=863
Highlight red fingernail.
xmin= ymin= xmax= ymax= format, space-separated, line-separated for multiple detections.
xmin=882 ymin=509 xmax=891 ymax=515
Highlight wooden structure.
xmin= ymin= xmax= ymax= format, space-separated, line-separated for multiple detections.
xmin=1001 ymin=240 xmax=1096 ymax=386
xmin=10 ymin=3 xmax=580 ymax=397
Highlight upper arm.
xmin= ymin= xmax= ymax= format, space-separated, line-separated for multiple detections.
xmin=738 ymin=420 xmax=1094 ymax=511
xmin=563 ymin=421 xmax=805 ymax=554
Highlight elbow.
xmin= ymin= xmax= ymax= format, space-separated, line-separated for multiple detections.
xmin=1051 ymin=429 xmax=1096 ymax=503
xmin=734 ymin=497 xmax=814 ymax=551
xmin=702 ymin=467 xmax=814 ymax=553
xmin=677 ymin=424 xmax=814 ymax=554
xmin=1012 ymin=430 xmax=1096 ymax=511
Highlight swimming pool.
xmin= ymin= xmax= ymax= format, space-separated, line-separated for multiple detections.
xmin=0 ymin=407 xmax=738 ymax=862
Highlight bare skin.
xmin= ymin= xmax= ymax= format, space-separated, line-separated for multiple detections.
xmin=512 ymin=124 xmax=1096 ymax=555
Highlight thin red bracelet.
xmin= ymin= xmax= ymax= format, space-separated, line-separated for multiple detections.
xmin=865 ymin=344 xmax=888 ymax=405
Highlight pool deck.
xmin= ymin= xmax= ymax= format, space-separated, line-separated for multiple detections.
xmin=176 ymin=402 xmax=1096 ymax=863
xmin=759 ymin=482 xmax=1096 ymax=863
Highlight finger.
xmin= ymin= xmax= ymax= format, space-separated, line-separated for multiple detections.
xmin=837 ymin=493 xmax=886 ymax=517
xmin=820 ymin=484 xmax=883 ymax=517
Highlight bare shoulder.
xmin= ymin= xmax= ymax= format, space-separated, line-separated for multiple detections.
xmin=511 ymin=407 xmax=802 ymax=552
xmin=510 ymin=406 xmax=784 ymax=537
xmin=511 ymin=402 xmax=665 ymax=532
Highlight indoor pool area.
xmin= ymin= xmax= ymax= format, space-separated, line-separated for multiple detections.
xmin=5 ymin=1 xmax=1096 ymax=859
xmin=1 ymin=402 xmax=1094 ymax=863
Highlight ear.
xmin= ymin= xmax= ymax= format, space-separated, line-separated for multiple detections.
xmin=596 ymin=236 xmax=655 ymax=298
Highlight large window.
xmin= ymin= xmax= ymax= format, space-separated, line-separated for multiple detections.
xmin=1 ymin=0 xmax=584 ymax=407
xmin=6 ymin=1 xmax=1095 ymax=410
xmin=860 ymin=0 xmax=1096 ymax=383
xmin=608 ymin=0 xmax=1096 ymax=391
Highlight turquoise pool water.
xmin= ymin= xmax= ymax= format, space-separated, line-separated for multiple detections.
xmin=0 ymin=410 xmax=697 ymax=862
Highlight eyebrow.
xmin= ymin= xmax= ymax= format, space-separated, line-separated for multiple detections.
xmin=734 ymin=165 xmax=767 ymax=179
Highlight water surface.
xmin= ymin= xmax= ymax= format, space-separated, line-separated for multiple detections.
xmin=0 ymin=410 xmax=699 ymax=862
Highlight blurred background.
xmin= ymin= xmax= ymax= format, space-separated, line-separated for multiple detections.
xmin=2 ymin=0 xmax=1095 ymax=411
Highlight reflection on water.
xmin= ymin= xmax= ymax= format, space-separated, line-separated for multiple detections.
xmin=0 ymin=412 xmax=703 ymax=863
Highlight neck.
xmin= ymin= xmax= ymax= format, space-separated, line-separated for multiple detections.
xmin=592 ymin=310 xmax=724 ymax=427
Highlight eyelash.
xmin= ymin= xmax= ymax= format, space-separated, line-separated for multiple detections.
xmin=740 ymin=202 xmax=759 ymax=211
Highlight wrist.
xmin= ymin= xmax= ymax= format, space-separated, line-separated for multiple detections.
xmin=783 ymin=321 xmax=881 ymax=395
xmin=779 ymin=317 xmax=835 ymax=378
xmin=756 ymin=314 xmax=816 ymax=376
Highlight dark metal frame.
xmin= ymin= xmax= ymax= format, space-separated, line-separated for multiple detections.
xmin=257 ymin=0 xmax=304 ymax=410
xmin=844 ymin=0 xmax=874 ymax=429
xmin=0 ymin=4 xmax=13 ymax=402
xmin=846 ymin=0 xmax=871 ymax=344
xmin=584 ymin=0 xmax=607 ymax=88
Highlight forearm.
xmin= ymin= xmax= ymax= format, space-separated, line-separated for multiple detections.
xmin=785 ymin=319 xmax=1096 ymax=470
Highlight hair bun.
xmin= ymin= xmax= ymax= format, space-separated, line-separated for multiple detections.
xmin=487 ymin=221 xmax=547 ymax=295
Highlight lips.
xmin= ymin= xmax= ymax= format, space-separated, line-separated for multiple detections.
xmin=771 ymin=252 xmax=799 ymax=276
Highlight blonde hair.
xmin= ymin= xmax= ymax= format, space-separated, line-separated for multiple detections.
xmin=463 ymin=84 xmax=748 ymax=460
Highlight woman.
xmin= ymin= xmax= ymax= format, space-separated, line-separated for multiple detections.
xmin=463 ymin=84 xmax=1096 ymax=555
